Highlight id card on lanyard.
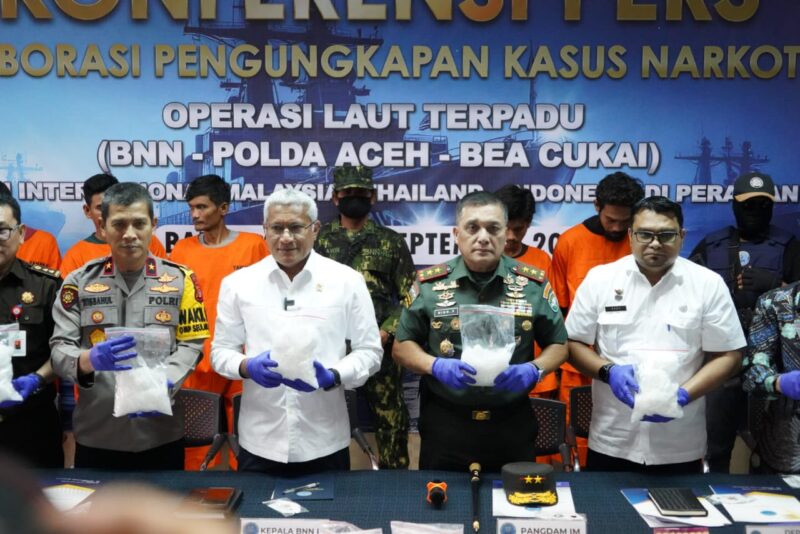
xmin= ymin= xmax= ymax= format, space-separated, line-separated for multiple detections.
xmin=0 ymin=323 xmax=26 ymax=357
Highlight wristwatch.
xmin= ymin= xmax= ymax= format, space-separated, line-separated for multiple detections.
xmin=598 ymin=363 xmax=616 ymax=383
xmin=323 ymin=368 xmax=342 ymax=391
xmin=528 ymin=362 xmax=543 ymax=384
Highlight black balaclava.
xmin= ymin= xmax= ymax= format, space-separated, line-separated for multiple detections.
xmin=733 ymin=198 xmax=773 ymax=241
xmin=338 ymin=196 xmax=372 ymax=219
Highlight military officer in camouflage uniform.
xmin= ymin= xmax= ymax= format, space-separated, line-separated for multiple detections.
xmin=394 ymin=191 xmax=568 ymax=472
xmin=315 ymin=165 xmax=416 ymax=469
xmin=51 ymin=183 xmax=209 ymax=470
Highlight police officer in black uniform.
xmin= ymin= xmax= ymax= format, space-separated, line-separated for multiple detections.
xmin=691 ymin=171 xmax=800 ymax=472
xmin=0 ymin=194 xmax=63 ymax=467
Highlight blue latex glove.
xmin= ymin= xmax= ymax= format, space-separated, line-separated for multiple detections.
xmin=431 ymin=358 xmax=477 ymax=389
xmin=127 ymin=380 xmax=174 ymax=419
xmin=494 ymin=363 xmax=540 ymax=392
xmin=0 ymin=373 xmax=44 ymax=408
xmin=779 ymin=371 xmax=800 ymax=400
xmin=89 ymin=335 xmax=137 ymax=372
xmin=283 ymin=361 xmax=334 ymax=392
xmin=246 ymin=351 xmax=283 ymax=388
xmin=642 ymin=387 xmax=691 ymax=423
xmin=608 ymin=364 xmax=639 ymax=408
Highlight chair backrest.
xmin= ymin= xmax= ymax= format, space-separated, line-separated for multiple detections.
xmin=232 ymin=392 xmax=242 ymax=437
xmin=174 ymin=388 xmax=223 ymax=448
xmin=345 ymin=389 xmax=380 ymax=470
xmin=529 ymin=397 xmax=567 ymax=456
xmin=569 ymin=385 xmax=593 ymax=439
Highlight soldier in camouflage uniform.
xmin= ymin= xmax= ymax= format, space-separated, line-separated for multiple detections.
xmin=315 ymin=165 xmax=416 ymax=468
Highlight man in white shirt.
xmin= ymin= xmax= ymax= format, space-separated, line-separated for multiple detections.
xmin=566 ymin=196 xmax=745 ymax=474
xmin=211 ymin=189 xmax=382 ymax=475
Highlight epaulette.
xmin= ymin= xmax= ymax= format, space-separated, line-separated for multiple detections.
xmin=417 ymin=264 xmax=449 ymax=283
xmin=26 ymin=263 xmax=60 ymax=279
xmin=513 ymin=263 xmax=545 ymax=283
xmin=160 ymin=258 xmax=186 ymax=270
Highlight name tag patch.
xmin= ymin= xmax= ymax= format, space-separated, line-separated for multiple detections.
xmin=433 ymin=307 xmax=459 ymax=318
xmin=604 ymin=305 xmax=627 ymax=312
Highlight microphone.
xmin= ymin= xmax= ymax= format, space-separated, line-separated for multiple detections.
xmin=469 ymin=462 xmax=481 ymax=532
xmin=283 ymin=297 xmax=294 ymax=311
xmin=426 ymin=480 xmax=447 ymax=509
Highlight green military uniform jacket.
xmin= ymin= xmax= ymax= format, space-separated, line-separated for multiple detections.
xmin=396 ymin=254 xmax=567 ymax=407
xmin=315 ymin=219 xmax=416 ymax=334
xmin=50 ymin=255 xmax=209 ymax=452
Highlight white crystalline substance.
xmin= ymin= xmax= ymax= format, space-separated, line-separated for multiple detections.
xmin=270 ymin=327 xmax=318 ymax=388
xmin=630 ymin=365 xmax=683 ymax=423
xmin=0 ymin=345 xmax=21 ymax=403
xmin=113 ymin=367 xmax=172 ymax=417
xmin=459 ymin=343 xmax=515 ymax=387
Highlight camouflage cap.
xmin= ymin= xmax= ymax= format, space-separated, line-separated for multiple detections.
xmin=333 ymin=165 xmax=374 ymax=191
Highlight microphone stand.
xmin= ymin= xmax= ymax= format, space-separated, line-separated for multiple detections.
xmin=469 ymin=462 xmax=481 ymax=532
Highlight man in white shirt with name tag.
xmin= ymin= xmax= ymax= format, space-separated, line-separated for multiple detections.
xmin=566 ymin=196 xmax=745 ymax=473
xmin=211 ymin=189 xmax=382 ymax=475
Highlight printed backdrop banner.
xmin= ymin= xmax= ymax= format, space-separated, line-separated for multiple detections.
xmin=2 ymin=0 xmax=799 ymax=264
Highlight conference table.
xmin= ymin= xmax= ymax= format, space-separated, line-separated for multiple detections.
xmin=41 ymin=468 xmax=800 ymax=533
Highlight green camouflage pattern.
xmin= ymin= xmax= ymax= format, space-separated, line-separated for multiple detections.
xmin=333 ymin=165 xmax=375 ymax=191
xmin=315 ymin=219 xmax=416 ymax=468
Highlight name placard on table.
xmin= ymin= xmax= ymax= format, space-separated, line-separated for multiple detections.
xmin=496 ymin=514 xmax=588 ymax=534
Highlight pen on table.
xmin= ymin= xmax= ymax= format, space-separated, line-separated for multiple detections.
xmin=282 ymin=482 xmax=320 ymax=494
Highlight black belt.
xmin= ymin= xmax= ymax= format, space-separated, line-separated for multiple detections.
xmin=427 ymin=394 xmax=530 ymax=422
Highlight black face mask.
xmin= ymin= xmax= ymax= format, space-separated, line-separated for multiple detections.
xmin=733 ymin=199 xmax=773 ymax=240
xmin=338 ymin=196 xmax=372 ymax=219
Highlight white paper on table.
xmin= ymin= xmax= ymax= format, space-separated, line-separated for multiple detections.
xmin=620 ymin=488 xmax=731 ymax=528
xmin=716 ymin=491 xmax=800 ymax=524
xmin=43 ymin=484 xmax=95 ymax=512
xmin=492 ymin=481 xmax=579 ymax=519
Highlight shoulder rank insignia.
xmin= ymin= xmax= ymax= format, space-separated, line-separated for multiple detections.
xmin=418 ymin=264 xmax=449 ymax=283
xmin=102 ymin=258 xmax=114 ymax=275
xmin=145 ymin=257 xmax=158 ymax=277
xmin=27 ymin=263 xmax=60 ymax=279
xmin=513 ymin=263 xmax=545 ymax=283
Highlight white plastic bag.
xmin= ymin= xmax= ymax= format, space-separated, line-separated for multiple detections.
xmin=106 ymin=327 xmax=173 ymax=417
xmin=269 ymin=314 xmax=321 ymax=388
xmin=0 ymin=344 xmax=20 ymax=404
xmin=630 ymin=349 xmax=689 ymax=423
xmin=459 ymin=305 xmax=515 ymax=387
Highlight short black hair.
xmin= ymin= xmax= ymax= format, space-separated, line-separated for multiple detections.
xmin=596 ymin=172 xmax=645 ymax=210
xmin=0 ymin=194 xmax=21 ymax=225
xmin=83 ymin=173 xmax=119 ymax=205
xmin=0 ymin=183 xmax=11 ymax=197
xmin=101 ymin=182 xmax=154 ymax=221
xmin=633 ymin=196 xmax=684 ymax=227
xmin=494 ymin=184 xmax=535 ymax=223
xmin=455 ymin=191 xmax=507 ymax=224
xmin=185 ymin=174 xmax=231 ymax=206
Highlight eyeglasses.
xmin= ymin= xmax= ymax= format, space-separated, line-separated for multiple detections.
xmin=265 ymin=222 xmax=315 ymax=237
xmin=0 ymin=225 xmax=21 ymax=242
xmin=632 ymin=230 xmax=680 ymax=244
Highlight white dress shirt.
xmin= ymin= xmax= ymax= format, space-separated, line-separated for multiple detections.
xmin=211 ymin=250 xmax=382 ymax=463
xmin=566 ymin=255 xmax=745 ymax=465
